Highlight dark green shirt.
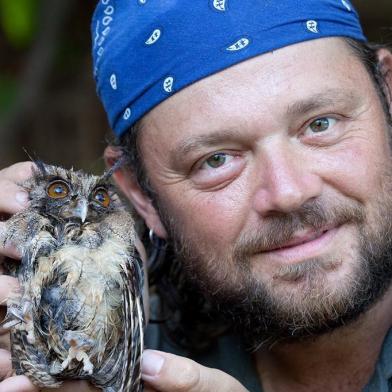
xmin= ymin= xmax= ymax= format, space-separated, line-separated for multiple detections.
xmin=145 ymin=322 xmax=262 ymax=391
xmin=145 ymin=304 xmax=392 ymax=391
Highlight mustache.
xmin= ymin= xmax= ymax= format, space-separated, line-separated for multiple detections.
xmin=234 ymin=199 xmax=365 ymax=256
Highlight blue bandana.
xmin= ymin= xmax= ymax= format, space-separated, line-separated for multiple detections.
xmin=91 ymin=0 xmax=366 ymax=137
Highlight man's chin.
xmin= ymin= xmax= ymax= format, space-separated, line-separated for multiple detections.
xmin=270 ymin=255 xmax=343 ymax=283
xmin=202 ymin=246 xmax=392 ymax=348
xmin=216 ymin=287 xmax=368 ymax=349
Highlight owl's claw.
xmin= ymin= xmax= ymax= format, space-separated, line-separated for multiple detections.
xmin=61 ymin=346 xmax=94 ymax=375
xmin=77 ymin=350 xmax=94 ymax=374
xmin=0 ymin=307 xmax=26 ymax=329
xmin=0 ymin=317 xmax=22 ymax=329
xmin=49 ymin=360 xmax=63 ymax=375
xmin=61 ymin=331 xmax=95 ymax=374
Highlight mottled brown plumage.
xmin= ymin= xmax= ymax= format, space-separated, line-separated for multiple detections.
xmin=1 ymin=162 xmax=144 ymax=391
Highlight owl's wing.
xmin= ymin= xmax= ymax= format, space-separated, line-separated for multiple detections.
xmin=120 ymin=252 xmax=145 ymax=392
xmin=0 ymin=212 xmax=55 ymax=330
xmin=94 ymin=251 xmax=146 ymax=391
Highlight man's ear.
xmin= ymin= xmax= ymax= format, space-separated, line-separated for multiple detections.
xmin=104 ymin=145 xmax=168 ymax=239
xmin=377 ymin=48 xmax=392 ymax=116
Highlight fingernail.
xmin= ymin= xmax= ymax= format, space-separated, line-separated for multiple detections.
xmin=142 ymin=350 xmax=165 ymax=377
xmin=15 ymin=192 xmax=28 ymax=206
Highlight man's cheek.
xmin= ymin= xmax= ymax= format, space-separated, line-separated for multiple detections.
xmin=316 ymin=134 xmax=391 ymax=200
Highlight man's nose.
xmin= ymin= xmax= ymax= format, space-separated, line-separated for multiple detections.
xmin=252 ymin=141 xmax=323 ymax=216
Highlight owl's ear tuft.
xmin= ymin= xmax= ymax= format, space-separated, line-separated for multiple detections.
xmin=22 ymin=148 xmax=45 ymax=174
xmin=33 ymin=160 xmax=48 ymax=178
xmin=102 ymin=155 xmax=128 ymax=181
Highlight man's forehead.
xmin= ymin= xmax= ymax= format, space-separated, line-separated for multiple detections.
xmin=142 ymin=37 xmax=366 ymax=132
xmin=92 ymin=0 xmax=366 ymax=138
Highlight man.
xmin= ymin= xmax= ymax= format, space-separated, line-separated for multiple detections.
xmin=0 ymin=0 xmax=392 ymax=391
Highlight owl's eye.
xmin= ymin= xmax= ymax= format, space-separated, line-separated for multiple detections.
xmin=93 ymin=188 xmax=110 ymax=207
xmin=47 ymin=181 xmax=69 ymax=199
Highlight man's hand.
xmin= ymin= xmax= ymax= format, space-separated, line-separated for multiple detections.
xmin=0 ymin=162 xmax=98 ymax=392
xmin=142 ymin=350 xmax=249 ymax=392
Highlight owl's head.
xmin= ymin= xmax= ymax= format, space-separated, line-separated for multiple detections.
xmin=23 ymin=162 xmax=122 ymax=224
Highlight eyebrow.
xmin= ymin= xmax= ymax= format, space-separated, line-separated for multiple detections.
xmin=286 ymin=88 xmax=362 ymax=117
xmin=171 ymin=128 xmax=241 ymax=158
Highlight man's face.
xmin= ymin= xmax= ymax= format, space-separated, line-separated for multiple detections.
xmin=139 ymin=38 xmax=392 ymax=343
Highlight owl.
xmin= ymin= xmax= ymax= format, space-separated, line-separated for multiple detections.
xmin=1 ymin=162 xmax=144 ymax=392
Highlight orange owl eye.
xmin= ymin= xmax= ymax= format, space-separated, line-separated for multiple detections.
xmin=47 ymin=181 xmax=69 ymax=199
xmin=93 ymin=188 xmax=110 ymax=207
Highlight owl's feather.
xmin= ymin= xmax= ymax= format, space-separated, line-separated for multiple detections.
xmin=1 ymin=163 xmax=144 ymax=391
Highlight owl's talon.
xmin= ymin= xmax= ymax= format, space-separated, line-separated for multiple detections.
xmin=61 ymin=357 xmax=71 ymax=370
xmin=76 ymin=350 xmax=94 ymax=374
xmin=61 ymin=346 xmax=94 ymax=375
xmin=49 ymin=361 xmax=63 ymax=375
xmin=0 ymin=317 xmax=21 ymax=329
xmin=8 ymin=308 xmax=25 ymax=323
xmin=83 ymin=359 xmax=94 ymax=375
xmin=26 ymin=328 xmax=35 ymax=344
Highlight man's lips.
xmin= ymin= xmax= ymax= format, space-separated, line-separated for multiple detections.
xmin=260 ymin=225 xmax=338 ymax=255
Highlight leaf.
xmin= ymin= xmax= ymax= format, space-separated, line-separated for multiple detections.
xmin=0 ymin=75 xmax=17 ymax=116
xmin=0 ymin=0 xmax=39 ymax=48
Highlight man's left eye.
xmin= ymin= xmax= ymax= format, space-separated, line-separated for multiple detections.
xmin=307 ymin=117 xmax=336 ymax=133
xmin=201 ymin=152 xmax=232 ymax=169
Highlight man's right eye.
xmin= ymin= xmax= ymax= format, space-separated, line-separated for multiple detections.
xmin=190 ymin=151 xmax=245 ymax=190
xmin=307 ymin=117 xmax=337 ymax=134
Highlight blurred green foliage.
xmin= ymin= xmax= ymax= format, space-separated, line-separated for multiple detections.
xmin=0 ymin=0 xmax=39 ymax=48
xmin=0 ymin=75 xmax=16 ymax=115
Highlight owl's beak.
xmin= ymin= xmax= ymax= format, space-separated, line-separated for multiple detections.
xmin=72 ymin=199 xmax=88 ymax=223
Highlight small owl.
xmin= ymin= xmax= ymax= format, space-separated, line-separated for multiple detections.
xmin=1 ymin=162 xmax=144 ymax=392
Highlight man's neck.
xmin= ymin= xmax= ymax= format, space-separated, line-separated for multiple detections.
xmin=255 ymin=288 xmax=392 ymax=392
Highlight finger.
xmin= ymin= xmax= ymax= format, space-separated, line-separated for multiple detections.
xmin=0 ymin=377 xmax=99 ymax=392
xmin=0 ymin=162 xmax=35 ymax=184
xmin=144 ymin=386 xmax=157 ymax=392
xmin=141 ymin=350 xmax=248 ymax=392
xmin=0 ymin=223 xmax=21 ymax=260
xmin=0 ymin=181 xmax=29 ymax=216
xmin=0 ymin=276 xmax=19 ymax=305
xmin=42 ymin=380 xmax=100 ymax=391
xmin=0 ymin=162 xmax=33 ymax=217
xmin=0 ymin=276 xmax=20 ymax=335
xmin=0 ymin=375 xmax=38 ymax=392
xmin=0 ymin=349 xmax=12 ymax=380
xmin=0 ymin=330 xmax=10 ymax=350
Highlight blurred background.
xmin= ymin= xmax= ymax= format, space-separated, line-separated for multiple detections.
xmin=0 ymin=0 xmax=391 ymax=172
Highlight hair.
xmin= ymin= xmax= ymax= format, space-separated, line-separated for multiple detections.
xmin=112 ymin=38 xmax=392 ymax=352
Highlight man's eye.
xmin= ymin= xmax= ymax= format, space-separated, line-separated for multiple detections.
xmin=202 ymin=153 xmax=230 ymax=169
xmin=307 ymin=117 xmax=336 ymax=133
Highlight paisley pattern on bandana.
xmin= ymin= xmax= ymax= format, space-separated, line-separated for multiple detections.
xmin=91 ymin=0 xmax=366 ymax=137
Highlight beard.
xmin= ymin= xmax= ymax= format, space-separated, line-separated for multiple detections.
xmin=154 ymin=184 xmax=392 ymax=349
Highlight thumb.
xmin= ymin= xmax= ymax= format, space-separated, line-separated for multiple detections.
xmin=142 ymin=349 xmax=248 ymax=392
